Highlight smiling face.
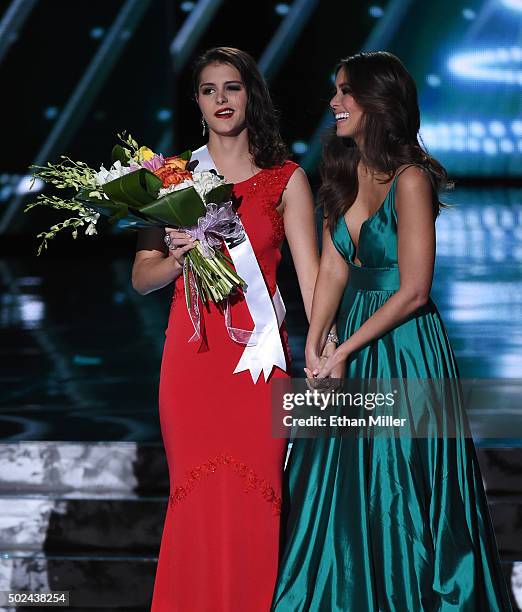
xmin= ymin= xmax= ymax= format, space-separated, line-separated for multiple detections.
xmin=196 ymin=61 xmax=248 ymax=137
xmin=330 ymin=67 xmax=364 ymax=140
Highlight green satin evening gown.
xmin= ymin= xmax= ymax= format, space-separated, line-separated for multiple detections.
xmin=271 ymin=170 xmax=512 ymax=611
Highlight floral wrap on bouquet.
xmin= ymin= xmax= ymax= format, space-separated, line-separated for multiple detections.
xmin=25 ymin=133 xmax=254 ymax=347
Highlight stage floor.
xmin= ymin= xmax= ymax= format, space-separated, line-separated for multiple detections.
xmin=1 ymin=186 xmax=521 ymax=443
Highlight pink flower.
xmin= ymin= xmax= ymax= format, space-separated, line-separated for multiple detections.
xmin=141 ymin=153 xmax=166 ymax=172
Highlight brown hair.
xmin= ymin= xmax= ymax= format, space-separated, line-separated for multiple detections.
xmin=320 ymin=51 xmax=452 ymax=229
xmin=192 ymin=47 xmax=288 ymax=168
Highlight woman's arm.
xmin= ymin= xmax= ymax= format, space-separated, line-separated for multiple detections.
xmin=305 ymin=219 xmax=349 ymax=370
xmin=131 ymin=228 xmax=194 ymax=295
xmin=282 ymin=167 xmax=320 ymax=323
xmin=283 ymin=169 xmax=339 ymax=360
xmin=315 ymin=165 xmax=435 ymax=377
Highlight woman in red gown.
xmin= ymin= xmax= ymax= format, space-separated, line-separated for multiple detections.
xmin=132 ymin=48 xmax=327 ymax=611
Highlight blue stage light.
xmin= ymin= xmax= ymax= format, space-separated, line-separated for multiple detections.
xmin=18 ymin=296 xmax=44 ymax=329
xmin=512 ymin=120 xmax=522 ymax=136
xmin=426 ymin=74 xmax=441 ymax=87
xmin=0 ymin=186 xmax=12 ymax=201
xmin=369 ymin=6 xmax=384 ymax=18
xmin=419 ymin=120 xmax=522 ymax=157
xmin=483 ymin=138 xmax=498 ymax=155
xmin=113 ymin=292 xmax=126 ymax=305
xmin=468 ymin=138 xmax=481 ymax=152
xmin=44 ymin=106 xmax=58 ymax=120
xmin=462 ymin=8 xmax=476 ymax=19
xmin=180 ymin=1 xmax=195 ymax=12
xmin=156 ymin=109 xmax=172 ymax=122
xmin=275 ymin=3 xmax=290 ymax=16
xmin=454 ymin=139 xmax=466 ymax=152
xmin=470 ymin=121 xmax=486 ymax=137
xmin=90 ymin=27 xmax=105 ymax=39
xmin=500 ymin=139 xmax=515 ymax=153
xmin=73 ymin=355 xmax=103 ymax=366
xmin=451 ymin=122 xmax=467 ymax=137
xmin=438 ymin=123 xmax=451 ymax=137
xmin=17 ymin=176 xmax=43 ymax=195
xmin=448 ymin=47 xmax=522 ymax=85
xmin=292 ymin=141 xmax=309 ymax=155
xmin=500 ymin=0 xmax=522 ymax=11
xmin=489 ymin=121 xmax=506 ymax=137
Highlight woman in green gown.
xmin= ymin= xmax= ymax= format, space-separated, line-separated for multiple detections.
xmin=271 ymin=52 xmax=512 ymax=611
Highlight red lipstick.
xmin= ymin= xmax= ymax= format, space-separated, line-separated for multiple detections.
xmin=214 ymin=107 xmax=234 ymax=118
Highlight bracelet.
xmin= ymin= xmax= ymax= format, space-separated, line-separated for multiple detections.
xmin=326 ymin=331 xmax=339 ymax=345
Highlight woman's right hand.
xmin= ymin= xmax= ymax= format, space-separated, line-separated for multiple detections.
xmin=304 ymin=339 xmax=344 ymax=391
xmin=164 ymin=227 xmax=196 ymax=267
xmin=304 ymin=343 xmax=322 ymax=380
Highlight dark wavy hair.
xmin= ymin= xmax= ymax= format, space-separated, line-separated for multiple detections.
xmin=320 ymin=51 xmax=452 ymax=229
xmin=191 ymin=47 xmax=288 ymax=168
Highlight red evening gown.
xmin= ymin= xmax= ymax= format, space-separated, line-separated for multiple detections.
xmin=150 ymin=160 xmax=299 ymax=612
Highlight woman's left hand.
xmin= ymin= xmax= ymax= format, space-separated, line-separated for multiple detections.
xmin=314 ymin=345 xmax=348 ymax=379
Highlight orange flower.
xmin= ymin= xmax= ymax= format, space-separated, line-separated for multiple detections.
xmin=164 ymin=155 xmax=189 ymax=171
xmin=153 ymin=155 xmax=192 ymax=188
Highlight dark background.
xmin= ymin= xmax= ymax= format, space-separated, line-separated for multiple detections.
xmin=0 ymin=3 xmax=521 ymax=609
xmin=0 ymin=0 xmax=521 ymax=430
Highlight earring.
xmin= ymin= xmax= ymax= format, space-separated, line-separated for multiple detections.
xmin=201 ymin=116 xmax=207 ymax=137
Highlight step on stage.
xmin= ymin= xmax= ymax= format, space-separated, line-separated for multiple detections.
xmin=1 ymin=188 xmax=521 ymax=609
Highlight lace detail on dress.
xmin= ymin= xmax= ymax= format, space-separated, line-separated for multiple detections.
xmin=244 ymin=166 xmax=288 ymax=249
xmin=263 ymin=198 xmax=285 ymax=248
xmin=243 ymin=167 xmax=284 ymax=199
xmin=169 ymin=276 xmax=183 ymax=310
xmin=169 ymin=452 xmax=282 ymax=515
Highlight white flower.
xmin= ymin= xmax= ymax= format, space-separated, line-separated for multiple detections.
xmin=79 ymin=210 xmax=100 ymax=225
xmin=80 ymin=209 xmax=100 ymax=236
xmin=158 ymin=179 xmax=195 ymax=198
xmin=94 ymin=160 xmax=136 ymax=186
xmin=88 ymin=189 xmax=108 ymax=200
xmin=191 ymin=170 xmax=225 ymax=199
xmin=156 ymin=171 xmax=225 ymax=201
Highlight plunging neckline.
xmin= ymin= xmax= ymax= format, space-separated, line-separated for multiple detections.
xmin=342 ymin=174 xmax=398 ymax=267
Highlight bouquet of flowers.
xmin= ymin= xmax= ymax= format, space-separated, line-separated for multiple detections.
xmin=26 ymin=133 xmax=246 ymax=307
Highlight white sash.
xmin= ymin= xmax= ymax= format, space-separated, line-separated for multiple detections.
xmin=190 ymin=145 xmax=287 ymax=383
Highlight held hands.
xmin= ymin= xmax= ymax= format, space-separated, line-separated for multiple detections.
xmin=305 ymin=340 xmax=336 ymax=376
xmin=314 ymin=345 xmax=347 ymax=379
xmin=304 ymin=340 xmax=348 ymax=383
xmin=164 ymin=227 xmax=196 ymax=267
xmin=303 ymin=348 xmax=323 ymax=381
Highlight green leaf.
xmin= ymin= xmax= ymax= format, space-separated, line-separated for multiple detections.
xmin=76 ymin=189 xmax=128 ymax=220
xmin=102 ymin=168 xmax=162 ymax=209
xmin=77 ymin=172 xmax=211 ymax=229
xmin=75 ymin=189 xmax=161 ymax=228
xmin=140 ymin=186 xmax=206 ymax=227
xmin=111 ymin=145 xmax=130 ymax=164
xmin=178 ymin=150 xmax=192 ymax=161
xmin=204 ymin=183 xmax=233 ymax=205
